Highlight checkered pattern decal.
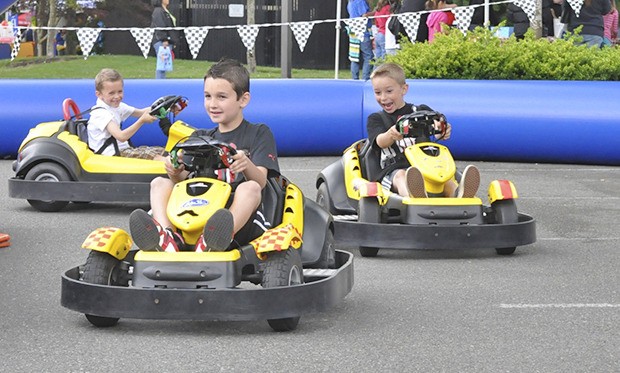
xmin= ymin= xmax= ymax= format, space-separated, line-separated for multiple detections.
xmin=237 ymin=25 xmax=260 ymax=51
xmin=184 ymin=26 xmax=209 ymax=59
xmin=397 ymin=13 xmax=421 ymax=41
xmin=76 ymin=28 xmax=101 ymax=60
xmin=130 ymin=27 xmax=155 ymax=58
xmin=82 ymin=227 xmax=132 ymax=257
xmin=343 ymin=17 xmax=369 ymax=42
xmin=250 ymin=223 xmax=302 ymax=255
xmin=289 ymin=21 xmax=315 ymax=52
xmin=451 ymin=6 xmax=476 ymax=33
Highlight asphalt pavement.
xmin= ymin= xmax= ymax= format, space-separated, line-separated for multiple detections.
xmin=0 ymin=158 xmax=618 ymax=372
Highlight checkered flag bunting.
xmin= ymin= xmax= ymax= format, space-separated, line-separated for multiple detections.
xmin=237 ymin=25 xmax=260 ymax=51
xmin=514 ymin=0 xmax=537 ymax=22
xmin=130 ymin=27 xmax=155 ymax=58
xmin=397 ymin=13 xmax=421 ymax=41
xmin=76 ymin=28 xmax=101 ymax=60
xmin=451 ymin=6 xmax=476 ymax=33
xmin=565 ymin=0 xmax=585 ymax=17
xmin=10 ymin=27 xmax=20 ymax=61
xmin=184 ymin=26 xmax=209 ymax=59
xmin=343 ymin=17 xmax=369 ymax=41
xmin=289 ymin=21 xmax=315 ymax=52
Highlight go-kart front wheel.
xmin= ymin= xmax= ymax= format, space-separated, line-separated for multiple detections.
xmin=24 ymin=163 xmax=71 ymax=212
xmin=492 ymin=199 xmax=518 ymax=255
xmin=81 ymin=251 xmax=127 ymax=327
xmin=261 ymin=248 xmax=304 ymax=332
xmin=358 ymin=198 xmax=381 ymax=257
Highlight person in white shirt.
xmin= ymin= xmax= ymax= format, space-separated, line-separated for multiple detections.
xmin=87 ymin=68 xmax=165 ymax=160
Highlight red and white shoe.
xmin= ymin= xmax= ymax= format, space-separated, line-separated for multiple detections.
xmin=195 ymin=209 xmax=234 ymax=252
xmin=129 ymin=209 xmax=184 ymax=252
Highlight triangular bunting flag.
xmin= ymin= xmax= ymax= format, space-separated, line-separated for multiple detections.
xmin=513 ymin=0 xmax=537 ymax=23
xmin=397 ymin=13 xmax=421 ymax=41
xmin=343 ymin=17 xmax=369 ymax=42
xmin=184 ymin=26 xmax=209 ymax=60
xmin=10 ymin=26 xmax=20 ymax=61
xmin=130 ymin=27 xmax=155 ymax=58
xmin=289 ymin=21 xmax=315 ymax=52
xmin=76 ymin=28 xmax=101 ymax=60
xmin=565 ymin=0 xmax=585 ymax=17
xmin=451 ymin=6 xmax=476 ymax=33
xmin=237 ymin=25 xmax=260 ymax=51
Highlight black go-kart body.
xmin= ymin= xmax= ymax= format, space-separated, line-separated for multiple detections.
xmin=61 ymin=135 xmax=353 ymax=332
xmin=315 ymin=111 xmax=536 ymax=257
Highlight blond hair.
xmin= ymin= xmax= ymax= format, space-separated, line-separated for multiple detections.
xmin=370 ymin=62 xmax=407 ymax=85
xmin=95 ymin=68 xmax=123 ymax=91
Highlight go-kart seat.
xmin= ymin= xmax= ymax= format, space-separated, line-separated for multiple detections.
xmin=360 ymin=140 xmax=384 ymax=182
xmin=260 ymin=176 xmax=287 ymax=228
xmin=64 ymin=118 xmax=90 ymax=145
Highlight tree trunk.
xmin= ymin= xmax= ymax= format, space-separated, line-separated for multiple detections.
xmin=46 ymin=0 xmax=58 ymax=58
xmin=246 ymin=0 xmax=256 ymax=73
xmin=532 ymin=0 xmax=543 ymax=38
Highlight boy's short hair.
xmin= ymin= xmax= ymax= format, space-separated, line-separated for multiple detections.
xmin=204 ymin=59 xmax=250 ymax=99
xmin=370 ymin=63 xmax=406 ymax=85
xmin=95 ymin=68 xmax=123 ymax=91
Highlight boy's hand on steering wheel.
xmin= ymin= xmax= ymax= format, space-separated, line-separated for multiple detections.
xmin=228 ymin=151 xmax=250 ymax=174
xmin=388 ymin=125 xmax=404 ymax=141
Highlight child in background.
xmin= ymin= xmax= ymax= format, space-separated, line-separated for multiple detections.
xmin=156 ymin=38 xmax=173 ymax=79
xmin=366 ymin=62 xmax=480 ymax=198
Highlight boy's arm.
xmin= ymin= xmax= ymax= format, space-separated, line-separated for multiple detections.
xmin=229 ymin=152 xmax=268 ymax=189
xmin=107 ymin=110 xmax=156 ymax=142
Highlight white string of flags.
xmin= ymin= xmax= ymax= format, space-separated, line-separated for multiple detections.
xmin=4 ymin=0 xmax=583 ymax=61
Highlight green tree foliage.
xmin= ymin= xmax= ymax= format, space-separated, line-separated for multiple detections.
xmin=387 ymin=26 xmax=620 ymax=80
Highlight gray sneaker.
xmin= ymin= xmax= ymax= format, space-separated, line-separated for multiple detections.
xmin=456 ymin=165 xmax=480 ymax=198
xmin=199 ymin=208 xmax=234 ymax=252
xmin=406 ymin=166 xmax=427 ymax=198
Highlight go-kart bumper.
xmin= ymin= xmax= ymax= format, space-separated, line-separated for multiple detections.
xmin=8 ymin=178 xmax=151 ymax=203
xmin=60 ymin=250 xmax=353 ymax=321
xmin=332 ymin=213 xmax=536 ymax=249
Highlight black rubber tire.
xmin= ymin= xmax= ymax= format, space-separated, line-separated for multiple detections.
xmin=24 ymin=163 xmax=71 ymax=212
xmin=315 ymin=182 xmax=332 ymax=214
xmin=261 ymin=248 xmax=304 ymax=332
xmin=358 ymin=197 xmax=381 ymax=257
xmin=493 ymin=199 xmax=518 ymax=255
xmin=81 ymin=251 xmax=124 ymax=327
xmin=311 ymin=228 xmax=336 ymax=269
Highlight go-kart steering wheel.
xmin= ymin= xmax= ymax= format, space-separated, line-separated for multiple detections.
xmin=170 ymin=136 xmax=238 ymax=172
xmin=150 ymin=95 xmax=188 ymax=119
xmin=62 ymin=98 xmax=81 ymax=120
xmin=396 ymin=110 xmax=447 ymax=140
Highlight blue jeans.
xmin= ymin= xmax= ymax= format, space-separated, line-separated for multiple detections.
xmin=374 ymin=32 xmax=386 ymax=60
xmin=578 ymin=34 xmax=603 ymax=48
xmin=351 ymin=37 xmax=373 ymax=80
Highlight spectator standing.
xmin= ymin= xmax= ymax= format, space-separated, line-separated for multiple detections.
xmin=603 ymin=0 xmax=618 ymax=46
xmin=373 ymin=0 xmax=392 ymax=60
xmin=426 ymin=0 xmax=456 ymax=43
xmin=55 ymin=29 xmax=66 ymax=55
xmin=151 ymin=0 xmax=180 ymax=58
xmin=562 ymin=0 xmax=611 ymax=47
xmin=156 ymin=38 xmax=173 ymax=79
xmin=507 ymin=3 xmax=530 ymax=39
xmin=347 ymin=0 xmax=374 ymax=80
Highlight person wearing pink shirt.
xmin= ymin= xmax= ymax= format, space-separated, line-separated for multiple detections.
xmin=603 ymin=0 xmax=618 ymax=46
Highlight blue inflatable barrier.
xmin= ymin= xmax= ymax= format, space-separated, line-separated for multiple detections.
xmin=2 ymin=79 xmax=619 ymax=164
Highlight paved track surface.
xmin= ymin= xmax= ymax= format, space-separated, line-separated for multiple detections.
xmin=1 ymin=158 xmax=618 ymax=372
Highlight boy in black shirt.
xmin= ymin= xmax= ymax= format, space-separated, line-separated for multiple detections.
xmin=130 ymin=59 xmax=280 ymax=252
xmin=367 ymin=62 xmax=479 ymax=198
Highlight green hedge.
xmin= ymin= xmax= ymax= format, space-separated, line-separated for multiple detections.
xmin=387 ymin=26 xmax=620 ymax=80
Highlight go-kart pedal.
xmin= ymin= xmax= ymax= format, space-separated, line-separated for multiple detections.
xmin=129 ymin=209 xmax=183 ymax=252
xmin=196 ymin=208 xmax=234 ymax=252
xmin=455 ymin=165 xmax=480 ymax=198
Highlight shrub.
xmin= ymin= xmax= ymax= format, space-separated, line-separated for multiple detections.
xmin=387 ymin=25 xmax=620 ymax=80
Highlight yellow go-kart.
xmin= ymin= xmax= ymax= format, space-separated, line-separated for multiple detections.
xmin=316 ymin=110 xmax=536 ymax=257
xmin=61 ymin=134 xmax=353 ymax=332
xmin=8 ymin=96 xmax=192 ymax=212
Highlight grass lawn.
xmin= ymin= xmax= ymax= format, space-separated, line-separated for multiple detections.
xmin=0 ymin=54 xmax=350 ymax=79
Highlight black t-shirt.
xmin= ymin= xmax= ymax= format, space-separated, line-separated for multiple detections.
xmin=196 ymin=119 xmax=280 ymax=180
xmin=367 ymin=103 xmax=433 ymax=169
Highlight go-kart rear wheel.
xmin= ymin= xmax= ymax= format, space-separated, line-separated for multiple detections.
xmin=262 ymin=248 xmax=304 ymax=332
xmin=81 ymin=251 xmax=126 ymax=327
xmin=358 ymin=198 xmax=381 ymax=257
xmin=24 ymin=163 xmax=71 ymax=212
xmin=492 ymin=199 xmax=518 ymax=255
xmin=316 ymin=182 xmax=332 ymax=213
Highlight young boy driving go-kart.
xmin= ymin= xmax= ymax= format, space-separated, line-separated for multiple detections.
xmin=129 ymin=58 xmax=280 ymax=252
xmin=367 ymin=62 xmax=480 ymax=198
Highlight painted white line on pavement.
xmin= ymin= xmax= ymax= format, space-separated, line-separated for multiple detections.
xmin=499 ymin=303 xmax=620 ymax=309
xmin=538 ymin=237 xmax=620 ymax=241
